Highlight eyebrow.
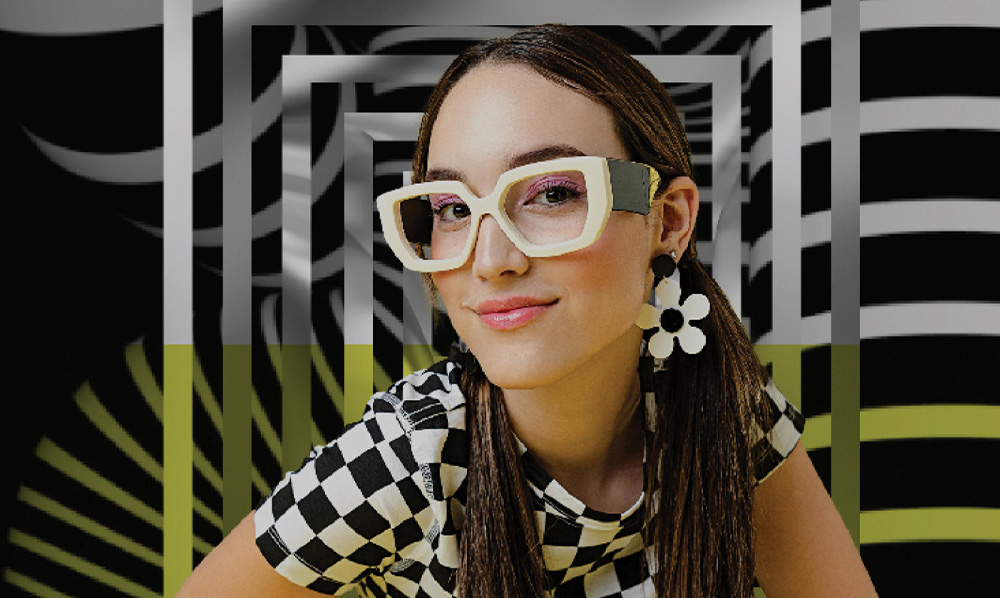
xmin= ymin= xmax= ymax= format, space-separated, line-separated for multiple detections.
xmin=425 ymin=144 xmax=587 ymax=183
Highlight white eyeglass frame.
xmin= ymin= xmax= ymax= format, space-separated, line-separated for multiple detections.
xmin=376 ymin=155 xmax=658 ymax=273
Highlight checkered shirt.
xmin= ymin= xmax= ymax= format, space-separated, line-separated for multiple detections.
xmin=254 ymin=359 xmax=804 ymax=597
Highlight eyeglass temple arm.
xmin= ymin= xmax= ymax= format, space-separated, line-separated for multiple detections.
xmin=607 ymin=159 xmax=660 ymax=215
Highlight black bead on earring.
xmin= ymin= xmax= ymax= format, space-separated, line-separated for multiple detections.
xmin=651 ymin=252 xmax=677 ymax=283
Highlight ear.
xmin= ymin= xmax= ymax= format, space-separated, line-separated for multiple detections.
xmin=649 ymin=175 xmax=699 ymax=259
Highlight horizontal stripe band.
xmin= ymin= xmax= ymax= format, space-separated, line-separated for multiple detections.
xmin=862 ymin=508 xmax=1000 ymax=544
xmin=861 ymin=405 xmax=1000 ymax=442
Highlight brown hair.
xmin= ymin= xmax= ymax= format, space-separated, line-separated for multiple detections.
xmin=413 ymin=24 xmax=771 ymax=597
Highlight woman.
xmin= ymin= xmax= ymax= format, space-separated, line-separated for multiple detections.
xmin=180 ymin=25 xmax=876 ymax=597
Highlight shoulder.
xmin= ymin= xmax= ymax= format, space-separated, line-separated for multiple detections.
xmin=752 ymin=379 xmax=806 ymax=485
xmin=318 ymin=358 xmax=469 ymax=488
xmin=375 ymin=359 xmax=469 ymax=501
xmin=252 ymin=359 xmax=470 ymax=592
xmin=378 ymin=358 xmax=468 ymax=432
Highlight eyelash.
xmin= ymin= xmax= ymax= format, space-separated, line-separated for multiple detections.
xmin=525 ymin=179 xmax=585 ymax=203
xmin=431 ymin=195 xmax=463 ymax=212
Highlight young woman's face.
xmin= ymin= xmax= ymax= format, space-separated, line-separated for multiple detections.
xmin=427 ymin=63 xmax=661 ymax=389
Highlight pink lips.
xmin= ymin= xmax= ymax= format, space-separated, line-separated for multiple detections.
xmin=475 ymin=296 xmax=557 ymax=330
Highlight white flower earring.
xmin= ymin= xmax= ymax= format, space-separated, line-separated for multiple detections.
xmin=635 ymin=253 xmax=710 ymax=358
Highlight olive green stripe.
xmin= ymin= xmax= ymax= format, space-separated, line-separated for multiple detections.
xmin=4 ymin=569 xmax=77 ymax=598
xmin=861 ymin=508 xmax=1000 ymax=544
xmin=861 ymin=405 xmax=1000 ymax=441
xmin=193 ymin=536 xmax=214 ymax=556
xmin=193 ymin=446 xmax=223 ymax=495
xmin=73 ymin=378 xmax=221 ymax=497
xmin=223 ymin=344 xmax=252 ymax=534
xmin=222 ymin=344 xmax=252 ymax=533
xmin=193 ymin=351 xmax=223 ymax=434
xmin=29 ymin=437 xmax=216 ymax=560
xmin=789 ymin=405 xmax=1000 ymax=450
xmin=75 ymin=382 xmax=163 ymax=481
xmin=752 ymin=344 xmax=813 ymax=410
xmin=267 ymin=342 xmax=283 ymax=378
xmin=345 ymin=345 xmax=374 ymax=425
xmin=251 ymin=388 xmax=282 ymax=463
xmin=312 ymin=421 xmax=325 ymax=447
xmin=251 ymin=466 xmax=270 ymax=496
xmin=164 ymin=344 xmax=194 ymax=595
xmin=801 ymin=413 xmax=832 ymax=451
xmin=192 ymin=495 xmax=223 ymax=530
xmin=312 ymin=344 xmax=345 ymax=419
xmin=402 ymin=344 xmax=445 ymax=378
xmin=18 ymin=487 xmax=162 ymax=567
xmin=36 ymin=438 xmax=161 ymax=528
xmin=832 ymin=344 xmax=861 ymax=548
xmin=283 ymin=344 xmax=312 ymax=473
xmin=9 ymin=530 xmax=160 ymax=598
xmin=125 ymin=343 xmax=163 ymax=421
xmin=374 ymin=354 xmax=393 ymax=394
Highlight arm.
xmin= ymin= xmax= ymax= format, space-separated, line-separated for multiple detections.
xmin=177 ymin=390 xmax=424 ymax=597
xmin=753 ymin=443 xmax=878 ymax=597
xmin=176 ymin=511 xmax=328 ymax=598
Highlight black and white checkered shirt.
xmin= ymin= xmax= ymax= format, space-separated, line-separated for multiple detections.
xmin=254 ymin=359 xmax=804 ymax=597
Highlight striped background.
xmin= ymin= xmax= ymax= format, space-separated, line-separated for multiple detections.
xmin=1 ymin=1 xmax=997 ymax=596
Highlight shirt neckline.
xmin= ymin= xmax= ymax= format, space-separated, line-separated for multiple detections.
xmin=513 ymin=434 xmax=646 ymax=531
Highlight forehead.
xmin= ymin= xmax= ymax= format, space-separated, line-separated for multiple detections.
xmin=427 ymin=63 xmax=627 ymax=185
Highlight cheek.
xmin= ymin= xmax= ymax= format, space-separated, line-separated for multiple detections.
xmin=563 ymin=226 xmax=652 ymax=317
xmin=430 ymin=272 xmax=458 ymax=311
xmin=430 ymin=270 xmax=480 ymax=341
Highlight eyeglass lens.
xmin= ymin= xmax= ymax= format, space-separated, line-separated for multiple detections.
xmin=396 ymin=170 xmax=591 ymax=261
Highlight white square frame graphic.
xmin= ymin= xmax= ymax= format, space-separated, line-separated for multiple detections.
xmin=281 ymin=51 xmax=752 ymax=347
xmin=226 ymin=14 xmax=802 ymax=362
xmin=221 ymin=2 xmax=804 ymax=346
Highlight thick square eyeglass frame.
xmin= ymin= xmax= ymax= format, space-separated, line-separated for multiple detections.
xmin=376 ymin=156 xmax=661 ymax=273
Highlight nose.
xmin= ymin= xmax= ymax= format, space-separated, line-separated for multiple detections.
xmin=470 ymin=215 xmax=529 ymax=280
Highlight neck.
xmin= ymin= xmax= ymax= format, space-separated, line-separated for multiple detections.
xmin=500 ymin=329 xmax=646 ymax=513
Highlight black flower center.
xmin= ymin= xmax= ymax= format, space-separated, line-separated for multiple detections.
xmin=660 ymin=308 xmax=684 ymax=333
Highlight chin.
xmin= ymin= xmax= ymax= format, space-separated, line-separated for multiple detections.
xmin=459 ymin=317 xmax=642 ymax=392
xmin=472 ymin=343 xmax=579 ymax=391
xmin=479 ymin=363 xmax=564 ymax=391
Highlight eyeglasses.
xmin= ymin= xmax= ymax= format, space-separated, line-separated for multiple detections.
xmin=376 ymin=156 xmax=661 ymax=273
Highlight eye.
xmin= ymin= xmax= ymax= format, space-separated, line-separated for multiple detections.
xmin=440 ymin=203 xmax=471 ymax=221
xmin=431 ymin=195 xmax=471 ymax=222
xmin=529 ymin=184 xmax=582 ymax=206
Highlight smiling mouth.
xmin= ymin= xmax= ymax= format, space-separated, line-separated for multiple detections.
xmin=476 ymin=299 xmax=558 ymax=331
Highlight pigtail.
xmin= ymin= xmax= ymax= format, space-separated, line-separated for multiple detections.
xmin=642 ymin=257 xmax=770 ymax=597
xmin=456 ymin=363 xmax=550 ymax=597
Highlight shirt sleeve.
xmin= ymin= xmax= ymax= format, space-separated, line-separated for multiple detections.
xmin=752 ymin=378 xmax=806 ymax=486
xmin=253 ymin=393 xmax=430 ymax=595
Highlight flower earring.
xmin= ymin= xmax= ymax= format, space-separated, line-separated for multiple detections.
xmin=635 ymin=252 xmax=710 ymax=358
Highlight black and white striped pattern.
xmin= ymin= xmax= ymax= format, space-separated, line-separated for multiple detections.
xmin=4 ymin=6 xmax=997 ymax=597
xmin=857 ymin=2 xmax=1000 ymax=596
